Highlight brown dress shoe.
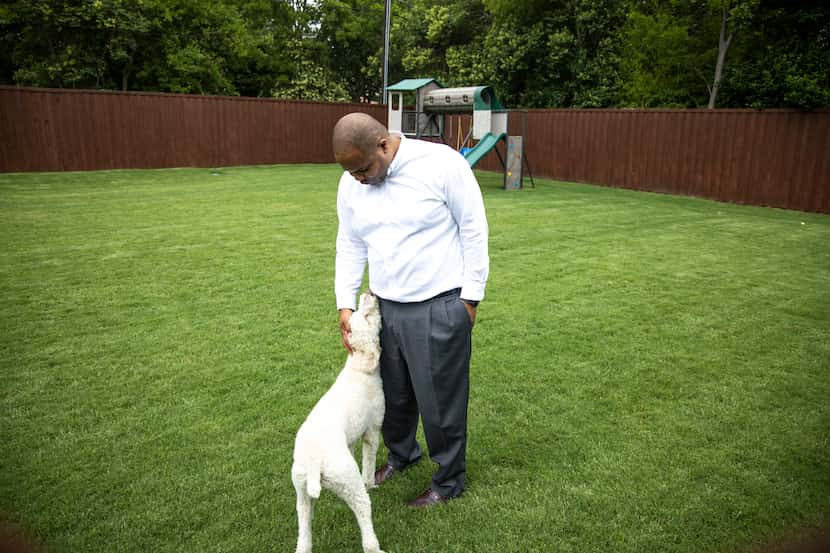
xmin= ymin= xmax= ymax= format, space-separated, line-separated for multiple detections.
xmin=374 ymin=463 xmax=398 ymax=486
xmin=374 ymin=459 xmax=421 ymax=486
xmin=407 ymin=488 xmax=449 ymax=508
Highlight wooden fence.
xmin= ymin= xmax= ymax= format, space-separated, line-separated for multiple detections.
xmin=1 ymin=86 xmax=828 ymax=213
xmin=0 ymin=86 xmax=385 ymax=172
xmin=511 ymin=109 xmax=828 ymax=213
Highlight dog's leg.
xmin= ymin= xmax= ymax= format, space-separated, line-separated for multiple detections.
xmin=293 ymin=474 xmax=314 ymax=553
xmin=361 ymin=430 xmax=380 ymax=490
xmin=329 ymin=457 xmax=386 ymax=553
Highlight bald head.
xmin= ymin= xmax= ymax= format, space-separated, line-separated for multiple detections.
xmin=332 ymin=112 xmax=401 ymax=185
xmin=333 ymin=113 xmax=390 ymax=157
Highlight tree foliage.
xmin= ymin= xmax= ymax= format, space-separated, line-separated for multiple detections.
xmin=718 ymin=0 xmax=830 ymax=109
xmin=0 ymin=0 xmax=827 ymax=108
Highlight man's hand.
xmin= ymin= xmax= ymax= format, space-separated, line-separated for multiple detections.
xmin=339 ymin=308 xmax=354 ymax=353
xmin=463 ymin=302 xmax=477 ymax=326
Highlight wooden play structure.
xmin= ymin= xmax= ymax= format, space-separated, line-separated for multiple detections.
xmin=386 ymin=78 xmax=533 ymax=190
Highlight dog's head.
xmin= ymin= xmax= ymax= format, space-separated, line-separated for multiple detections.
xmin=348 ymin=292 xmax=381 ymax=357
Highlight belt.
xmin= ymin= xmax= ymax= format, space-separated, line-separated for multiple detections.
xmin=431 ymin=288 xmax=461 ymax=300
xmin=379 ymin=288 xmax=460 ymax=305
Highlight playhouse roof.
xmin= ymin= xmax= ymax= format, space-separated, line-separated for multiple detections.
xmin=386 ymin=78 xmax=444 ymax=91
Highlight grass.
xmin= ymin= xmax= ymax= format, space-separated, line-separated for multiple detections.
xmin=1 ymin=164 xmax=828 ymax=553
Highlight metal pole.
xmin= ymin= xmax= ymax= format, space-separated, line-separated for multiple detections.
xmin=382 ymin=0 xmax=391 ymax=104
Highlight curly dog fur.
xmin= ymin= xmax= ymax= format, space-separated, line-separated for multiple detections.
xmin=291 ymin=292 xmax=386 ymax=553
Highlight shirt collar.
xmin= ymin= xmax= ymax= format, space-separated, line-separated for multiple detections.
xmin=385 ymin=132 xmax=406 ymax=180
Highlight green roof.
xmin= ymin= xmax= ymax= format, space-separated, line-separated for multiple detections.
xmin=386 ymin=78 xmax=444 ymax=91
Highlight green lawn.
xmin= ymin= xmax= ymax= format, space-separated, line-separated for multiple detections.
xmin=1 ymin=165 xmax=828 ymax=553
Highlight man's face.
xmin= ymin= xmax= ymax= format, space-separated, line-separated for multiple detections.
xmin=336 ymin=140 xmax=392 ymax=185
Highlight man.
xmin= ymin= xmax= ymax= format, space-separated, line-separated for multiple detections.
xmin=332 ymin=112 xmax=489 ymax=507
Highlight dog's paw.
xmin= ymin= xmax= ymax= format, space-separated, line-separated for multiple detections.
xmin=362 ymin=539 xmax=384 ymax=553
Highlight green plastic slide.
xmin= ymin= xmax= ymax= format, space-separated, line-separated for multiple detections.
xmin=462 ymin=132 xmax=506 ymax=167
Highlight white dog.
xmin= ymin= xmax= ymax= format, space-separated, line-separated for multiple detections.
xmin=291 ymin=292 xmax=386 ymax=553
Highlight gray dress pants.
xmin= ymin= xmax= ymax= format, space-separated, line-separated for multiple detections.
xmin=377 ymin=288 xmax=472 ymax=498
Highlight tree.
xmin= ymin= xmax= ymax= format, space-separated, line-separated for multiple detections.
xmin=445 ymin=0 xmax=626 ymax=108
xmin=0 ymin=0 xmax=300 ymax=96
xmin=707 ymin=0 xmax=759 ymax=108
xmin=1 ymin=0 xmax=826 ymax=108
xmin=133 ymin=0 xmax=268 ymax=96
xmin=619 ymin=0 xmax=828 ymax=109
xmin=226 ymin=0 xmax=299 ymax=97
xmin=616 ymin=1 xmax=715 ymax=108
xmin=270 ymin=38 xmax=350 ymax=101
xmin=617 ymin=10 xmax=705 ymax=107
xmin=1 ymin=0 xmax=147 ymax=89
xmin=386 ymin=0 xmax=489 ymax=88
xmin=717 ymin=0 xmax=830 ymax=109
xmin=310 ymin=0 xmax=386 ymax=102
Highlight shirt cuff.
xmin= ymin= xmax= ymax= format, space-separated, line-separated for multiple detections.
xmin=460 ymin=284 xmax=485 ymax=303
xmin=335 ymin=291 xmax=357 ymax=311
xmin=336 ymin=301 xmax=356 ymax=311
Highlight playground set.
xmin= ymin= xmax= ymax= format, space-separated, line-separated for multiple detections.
xmin=386 ymin=78 xmax=534 ymax=189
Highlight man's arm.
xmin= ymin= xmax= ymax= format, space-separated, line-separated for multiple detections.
xmin=334 ymin=175 xmax=367 ymax=350
xmin=444 ymin=155 xmax=490 ymax=310
xmin=338 ymin=308 xmax=354 ymax=354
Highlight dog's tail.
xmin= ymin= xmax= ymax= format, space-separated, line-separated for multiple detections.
xmin=306 ymin=458 xmax=322 ymax=499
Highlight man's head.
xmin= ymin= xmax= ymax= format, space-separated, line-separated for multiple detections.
xmin=332 ymin=113 xmax=399 ymax=185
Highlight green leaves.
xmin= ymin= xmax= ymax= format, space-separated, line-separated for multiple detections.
xmin=270 ymin=38 xmax=350 ymax=102
xmin=717 ymin=3 xmax=830 ymax=109
xmin=0 ymin=0 xmax=827 ymax=107
xmin=313 ymin=0 xmax=386 ymax=101
xmin=617 ymin=10 xmax=707 ymax=107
